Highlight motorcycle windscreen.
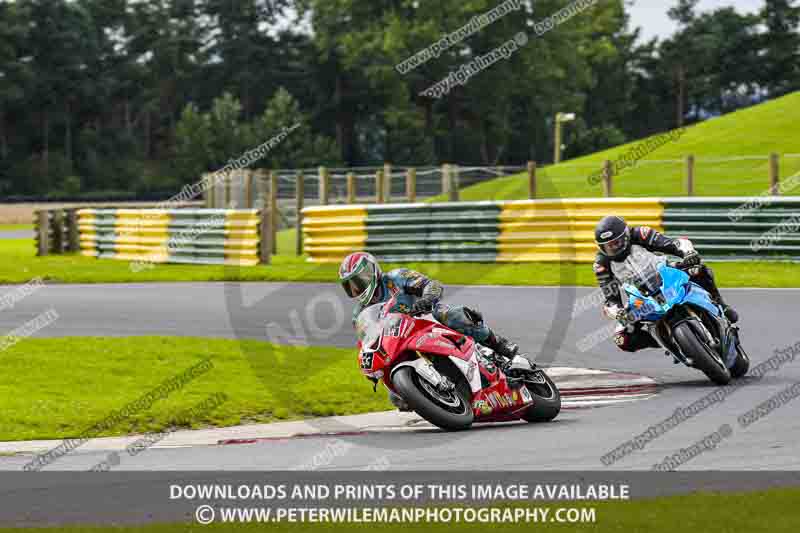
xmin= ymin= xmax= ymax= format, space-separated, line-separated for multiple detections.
xmin=354 ymin=303 xmax=383 ymax=352
xmin=615 ymin=246 xmax=666 ymax=296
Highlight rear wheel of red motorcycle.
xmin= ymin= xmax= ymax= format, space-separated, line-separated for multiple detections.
xmin=392 ymin=367 xmax=473 ymax=431
xmin=521 ymin=371 xmax=562 ymax=423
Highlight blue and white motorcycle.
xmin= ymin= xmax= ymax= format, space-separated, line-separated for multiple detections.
xmin=616 ymin=248 xmax=749 ymax=385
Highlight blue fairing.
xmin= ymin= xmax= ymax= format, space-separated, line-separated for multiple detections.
xmin=624 ymin=264 xmax=720 ymax=321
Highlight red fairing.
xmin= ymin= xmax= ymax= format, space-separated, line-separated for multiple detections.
xmin=356 ymin=296 xmax=536 ymax=423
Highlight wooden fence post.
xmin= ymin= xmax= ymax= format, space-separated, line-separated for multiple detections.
xmin=36 ymin=210 xmax=50 ymax=256
xmin=254 ymin=169 xmax=266 ymax=208
xmin=449 ymin=164 xmax=460 ymax=202
xmin=244 ymin=170 xmax=253 ymax=208
xmin=347 ymin=172 xmax=356 ymax=204
xmin=269 ymin=171 xmax=279 ymax=254
xmin=441 ymin=163 xmax=450 ymax=196
xmin=375 ymin=169 xmax=385 ymax=204
xmin=528 ymin=161 xmax=537 ymax=199
xmin=260 ymin=206 xmax=272 ymax=265
xmin=318 ymin=166 xmax=330 ymax=205
xmin=224 ymin=173 xmax=232 ymax=207
xmin=603 ymin=160 xmax=614 ymax=197
xmin=770 ymin=153 xmax=780 ymax=195
xmin=686 ymin=154 xmax=695 ymax=196
xmin=383 ymin=163 xmax=393 ymax=203
xmin=296 ymin=172 xmax=304 ymax=255
xmin=205 ymin=173 xmax=214 ymax=208
xmin=406 ymin=168 xmax=417 ymax=203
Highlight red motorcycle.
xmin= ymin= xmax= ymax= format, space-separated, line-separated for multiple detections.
xmin=356 ymin=296 xmax=561 ymax=431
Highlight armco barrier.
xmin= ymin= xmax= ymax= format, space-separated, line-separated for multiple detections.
xmin=302 ymin=199 xmax=663 ymax=263
xmin=77 ymin=208 xmax=261 ymax=265
xmin=304 ymin=197 xmax=800 ymax=263
xmin=663 ymin=197 xmax=800 ymax=259
xmin=497 ymin=199 xmax=662 ymax=262
xmin=302 ymin=203 xmax=500 ymax=263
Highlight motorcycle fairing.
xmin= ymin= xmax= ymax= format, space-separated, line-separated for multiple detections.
xmin=624 ymin=264 xmax=720 ymax=321
xmin=471 ymin=378 xmax=534 ymax=420
xmin=357 ymin=296 xmax=537 ymax=423
xmin=624 ymin=263 xmax=741 ymax=369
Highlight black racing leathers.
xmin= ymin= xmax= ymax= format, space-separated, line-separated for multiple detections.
xmin=593 ymin=226 xmax=684 ymax=308
xmin=593 ymin=226 xmax=726 ymax=353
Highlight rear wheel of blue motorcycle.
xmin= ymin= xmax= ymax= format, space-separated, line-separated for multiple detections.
xmin=673 ymin=323 xmax=732 ymax=385
xmin=730 ymin=344 xmax=750 ymax=379
xmin=392 ymin=366 xmax=474 ymax=431
xmin=521 ymin=371 xmax=562 ymax=423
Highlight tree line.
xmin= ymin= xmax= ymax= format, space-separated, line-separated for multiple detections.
xmin=0 ymin=0 xmax=798 ymax=200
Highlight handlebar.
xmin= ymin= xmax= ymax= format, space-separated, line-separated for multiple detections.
xmin=669 ymin=259 xmax=700 ymax=272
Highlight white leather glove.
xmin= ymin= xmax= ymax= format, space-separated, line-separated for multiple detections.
xmin=603 ymin=303 xmax=628 ymax=324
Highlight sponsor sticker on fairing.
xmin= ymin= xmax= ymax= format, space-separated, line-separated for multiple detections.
xmin=520 ymin=386 xmax=533 ymax=403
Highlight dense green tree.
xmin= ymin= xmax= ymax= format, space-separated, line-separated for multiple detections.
xmin=760 ymin=0 xmax=800 ymax=96
xmin=0 ymin=0 xmax=798 ymax=197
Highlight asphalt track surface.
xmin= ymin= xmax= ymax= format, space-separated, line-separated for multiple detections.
xmin=1 ymin=281 xmax=799 ymax=471
xmin=0 ymin=229 xmax=32 ymax=239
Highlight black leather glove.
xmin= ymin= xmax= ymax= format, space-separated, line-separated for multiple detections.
xmin=410 ymin=298 xmax=434 ymax=316
xmin=680 ymin=251 xmax=701 ymax=268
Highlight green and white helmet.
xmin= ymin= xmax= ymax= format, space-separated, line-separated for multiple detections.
xmin=339 ymin=252 xmax=382 ymax=306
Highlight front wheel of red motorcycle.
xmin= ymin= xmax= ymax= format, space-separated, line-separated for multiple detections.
xmin=392 ymin=367 xmax=474 ymax=431
xmin=521 ymin=370 xmax=562 ymax=423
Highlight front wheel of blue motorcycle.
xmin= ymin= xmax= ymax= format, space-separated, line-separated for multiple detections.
xmin=673 ymin=323 xmax=732 ymax=385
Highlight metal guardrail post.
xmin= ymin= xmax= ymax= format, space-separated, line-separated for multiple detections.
xmin=407 ymin=168 xmax=416 ymax=203
xmin=686 ymin=154 xmax=695 ymax=196
xmin=528 ymin=161 xmax=537 ymax=199
xmin=770 ymin=153 xmax=780 ymax=195
xmin=296 ymin=171 xmax=304 ymax=255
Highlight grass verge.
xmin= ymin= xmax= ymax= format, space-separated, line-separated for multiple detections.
xmin=1 ymin=238 xmax=800 ymax=287
xmin=431 ymin=91 xmax=800 ymax=202
xmin=0 ymin=488 xmax=797 ymax=532
xmin=0 ymin=336 xmax=389 ymax=442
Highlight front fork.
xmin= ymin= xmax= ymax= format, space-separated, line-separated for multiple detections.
xmin=648 ymin=307 xmax=736 ymax=368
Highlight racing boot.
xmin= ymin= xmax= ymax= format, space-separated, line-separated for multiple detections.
xmin=721 ymin=304 xmax=739 ymax=324
xmin=694 ymin=266 xmax=738 ymax=323
xmin=484 ymin=332 xmax=518 ymax=359
xmin=706 ymin=288 xmax=738 ymax=323
xmin=483 ymin=332 xmax=522 ymax=372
